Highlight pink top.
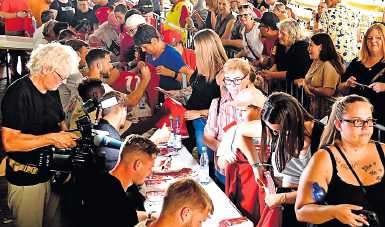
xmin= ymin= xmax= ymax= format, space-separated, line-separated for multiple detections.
xmin=204 ymin=91 xmax=242 ymax=141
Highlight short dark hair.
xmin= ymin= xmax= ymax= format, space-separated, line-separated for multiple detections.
xmin=121 ymin=135 xmax=159 ymax=160
xmin=77 ymin=78 xmax=105 ymax=102
xmin=53 ymin=22 xmax=69 ymax=36
xmin=124 ymin=8 xmax=141 ymax=23
xmin=41 ymin=10 xmax=55 ymax=24
xmin=114 ymin=4 xmax=128 ymax=14
xmin=64 ymin=39 xmax=89 ymax=52
xmin=85 ymin=48 xmax=110 ymax=67
xmin=133 ymin=24 xmax=159 ymax=46
xmin=58 ymin=29 xmax=77 ymax=41
xmin=136 ymin=0 xmax=154 ymax=14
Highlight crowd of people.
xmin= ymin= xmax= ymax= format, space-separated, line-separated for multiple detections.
xmin=1 ymin=0 xmax=385 ymax=226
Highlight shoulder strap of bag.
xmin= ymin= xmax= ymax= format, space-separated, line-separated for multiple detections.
xmin=370 ymin=66 xmax=385 ymax=83
xmin=244 ymin=30 xmax=259 ymax=60
xmin=334 ymin=144 xmax=366 ymax=195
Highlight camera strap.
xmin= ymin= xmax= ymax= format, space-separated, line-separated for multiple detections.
xmin=334 ymin=144 xmax=370 ymax=204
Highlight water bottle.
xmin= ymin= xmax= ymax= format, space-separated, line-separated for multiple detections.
xmin=199 ymin=146 xmax=210 ymax=185
xmin=174 ymin=117 xmax=182 ymax=150
xmin=167 ymin=116 xmax=175 ymax=153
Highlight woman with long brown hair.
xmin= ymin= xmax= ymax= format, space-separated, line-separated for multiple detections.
xmin=236 ymin=92 xmax=324 ymax=226
xmin=304 ymin=32 xmax=344 ymax=120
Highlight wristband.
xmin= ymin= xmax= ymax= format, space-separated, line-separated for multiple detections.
xmin=15 ymin=12 xmax=18 ymax=18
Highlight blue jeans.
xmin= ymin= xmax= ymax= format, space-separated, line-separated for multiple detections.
xmin=192 ymin=118 xmax=207 ymax=156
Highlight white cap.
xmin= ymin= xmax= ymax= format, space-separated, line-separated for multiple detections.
xmin=125 ymin=14 xmax=146 ymax=28
xmin=228 ymin=86 xmax=267 ymax=109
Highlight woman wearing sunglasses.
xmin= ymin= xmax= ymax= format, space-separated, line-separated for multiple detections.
xmin=236 ymin=92 xmax=324 ymax=226
xmin=296 ymin=95 xmax=385 ymax=227
xmin=234 ymin=5 xmax=264 ymax=67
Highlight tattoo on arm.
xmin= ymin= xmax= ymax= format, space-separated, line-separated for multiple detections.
xmin=361 ymin=163 xmax=373 ymax=172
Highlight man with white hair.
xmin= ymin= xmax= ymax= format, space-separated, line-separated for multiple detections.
xmin=1 ymin=43 xmax=79 ymax=227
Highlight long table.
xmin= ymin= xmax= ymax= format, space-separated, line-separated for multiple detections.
xmin=143 ymin=148 xmax=253 ymax=227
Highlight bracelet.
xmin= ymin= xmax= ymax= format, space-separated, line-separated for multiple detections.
xmin=173 ymin=71 xmax=178 ymax=79
xmin=252 ymin=162 xmax=271 ymax=168
xmin=15 ymin=12 xmax=18 ymax=18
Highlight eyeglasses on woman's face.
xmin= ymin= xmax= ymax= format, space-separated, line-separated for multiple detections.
xmin=223 ymin=74 xmax=247 ymax=86
xmin=342 ymin=118 xmax=376 ymax=128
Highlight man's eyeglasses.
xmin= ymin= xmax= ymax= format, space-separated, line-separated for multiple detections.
xmin=342 ymin=118 xmax=377 ymax=128
xmin=223 ymin=74 xmax=247 ymax=86
xmin=54 ymin=71 xmax=67 ymax=82
xmin=237 ymin=13 xmax=250 ymax=19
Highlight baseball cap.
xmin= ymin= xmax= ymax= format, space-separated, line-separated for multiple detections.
xmin=258 ymin=12 xmax=279 ymax=30
xmin=125 ymin=14 xmax=146 ymax=28
xmin=162 ymin=29 xmax=182 ymax=44
xmin=228 ymin=86 xmax=267 ymax=109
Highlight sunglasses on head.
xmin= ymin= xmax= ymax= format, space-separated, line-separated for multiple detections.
xmin=238 ymin=4 xmax=250 ymax=11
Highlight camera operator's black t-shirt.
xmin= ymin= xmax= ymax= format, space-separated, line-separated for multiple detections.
xmin=80 ymin=172 xmax=139 ymax=227
xmin=1 ymin=76 xmax=65 ymax=186
xmin=50 ymin=0 xmax=76 ymax=24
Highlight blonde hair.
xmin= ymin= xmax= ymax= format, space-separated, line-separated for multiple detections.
xmin=318 ymin=95 xmax=373 ymax=148
xmin=194 ymin=29 xmax=228 ymax=82
xmin=206 ymin=0 xmax=217 ymax=11
xmin=273 ymin=2 xmax=287 ymax=14
xmin=223 ymin=58 xmax=251 ymax=78
xmin=161 ymin=179 xmax=214 ymax=215
xmin=359 ymin=23 xmax=385 ymax=64
xmin=27 ymin=42 xmax=80 ymax=75
xmin=278 ymin=18 xmax=305 ymax=44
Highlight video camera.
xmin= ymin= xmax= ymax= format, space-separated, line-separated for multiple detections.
xmin=38 ymin=98 xmax=123 ymax=173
